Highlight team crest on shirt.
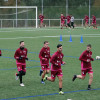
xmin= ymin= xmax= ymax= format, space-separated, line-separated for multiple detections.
xmin=20 ymin=51 xmax=22 ymax=53
xmin=23 ymin=51 xmax=26 ymax=54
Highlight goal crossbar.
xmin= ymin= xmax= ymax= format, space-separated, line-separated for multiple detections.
xmin=0 ymin=6 xmax=38 ymax=28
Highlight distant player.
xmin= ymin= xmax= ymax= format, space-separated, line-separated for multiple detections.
xmin=0 ymin=50 xmax=2 ymax=56
xmin=39 ymin=14 xmax=44 ymax=28
xmin=91 ymin=15 xmax=97 ymax=29
xmin=66 ymin=14 xmax=71 ymax=28
xmin=72 ymin=44 xmax=94 ymax=90
xmin=84 ymin=15 xmax=89 ymax=28
xmin=14 ymin=41 xmax=28 ymax=86
xmin=70 ymin=15 xmax=74 ymax=28
xmin=39 ymin=41 xmax=51 ymax=84
xmin=60 ymin=13 xmax=66 ymax=29
xmin=43 ymin=44 xmax=66 ymax=95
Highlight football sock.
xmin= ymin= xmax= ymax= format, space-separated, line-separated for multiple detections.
xmin=41 ymin=79 xmax=43 ymax=81
xmin=88 ymin=85 xmax=91 ymax=88
xmin=59 ymin=88 xmax=62 ymax=91
xmin=19 ymin=71 xmax=23 ymax=83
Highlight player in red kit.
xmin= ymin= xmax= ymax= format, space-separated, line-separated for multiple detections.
xmin=0 ymin=50 xmax=2 ymax=56
xmin=60 ymin=13 xmax=66 ymax=29
xmin=39 ymin=41 xmax=51 ymax=84
xmin=43 ymin=44 xmax=66 ymax=95
xmin=91 ymin=15 xmax=97 ymax=29
xmin=39 ymin=14 xmax=44 ymax=28
xmin=66 ymin=14 xmax=71 ymax=28
xmin=84 ymin=15 xmax=89 ymax=28
xmin=14 ymin=41 xmax=28 ymax=86
xmin=72 ymin=44 xmax=94 ymax=90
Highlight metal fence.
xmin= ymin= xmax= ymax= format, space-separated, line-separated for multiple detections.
xmin=0 ymin=18 xmax=100 ymax=28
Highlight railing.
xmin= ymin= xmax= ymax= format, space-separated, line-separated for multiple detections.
xmin=0 ymin=18 xmax=99 ymax=28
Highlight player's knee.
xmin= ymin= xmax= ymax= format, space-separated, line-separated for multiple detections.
xmin=51 ymin=79 xmax=55 ymax=82
xmin=22 ymin=71 xmax=26 ymax=75
xmin=82 ymin=76 xmax=85 ymax=80
xmin=89 ymin=74 xmax=93 ymax=79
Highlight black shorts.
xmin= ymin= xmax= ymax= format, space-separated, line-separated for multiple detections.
xmin=71 ymin=22 xmax=74 ymax=26
xmin=67 ymin=23 xmax=71 ymax=27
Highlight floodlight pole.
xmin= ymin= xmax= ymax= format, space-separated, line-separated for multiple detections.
xmin=42 ymin=0 xmax=43 ymax=15
xmin=66 ymin=0 xmax=68 ymax=16
xmin=16 ymin=0 xmax=17 ymax=27
xmin=89 ymin=0 xmax=91 ymax=26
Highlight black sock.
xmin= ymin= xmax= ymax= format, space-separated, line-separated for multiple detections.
xmin=59 ymin=88 xmax=62 ymax=91
xmin=19 ymin=71 xmax=22 ymax=83
xmin=88 ymin=85 xmax=91 ymax=88
xmin=41 ymin=79 xmax=43 ymax=81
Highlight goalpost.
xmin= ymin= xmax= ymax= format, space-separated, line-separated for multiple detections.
xmin=0 ymin=6 xmax=38 ymax=28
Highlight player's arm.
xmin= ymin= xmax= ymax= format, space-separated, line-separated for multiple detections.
xmin=39 ymin=49 xmax=46 ymax=60
xmin=14 ymin=50 xmax=21 ymax=60
xmin=50 ymin=54 xmax=57 ymax=65
xmin=79 ymin=52 xmax=87 ymax=62
xmin=90 ymin=52 xmax=94 ymax=61
xmin=91 ymin=58 xmax=94 ymax=61
xmin=61 ymin=55 xmax=66 ymax=65
xmin=50 ymin=54 xmax=60 ymax=66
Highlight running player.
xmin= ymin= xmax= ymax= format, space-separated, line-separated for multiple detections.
xmin=39 ymin=41 xmax=51 ymax=84
xmin=91 ymin=15 xmax=97 ymax=29
xmin=43 ymin=44 xmax=66 ymax=94
xmin=14 ymin=41 xmax=28 ymax=86
xmin=60 ymin=13 xmax=66 ymax=29
xmin=84 ymin=15 xmax=89 ymax=28
xmin=39 ymin=14 xmax=44 ymax=28
xmin=72 ymin=44 xmax=94 ymax=90
xmin=66 ymin=14 xmax=71 ymax=28
xmin=71 ymin=14 xmax=74 ymax=29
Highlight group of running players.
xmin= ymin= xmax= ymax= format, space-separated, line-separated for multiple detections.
xmin=39 ymin=13 xmax=97 ymax=29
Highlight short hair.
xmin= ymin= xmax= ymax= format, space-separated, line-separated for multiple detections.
xmin=20 ymin=41 xmax=24 ymax=44
xmin=87 ymin=44 xmax=91 ymax=48
xmin=44 ymin=41 xmax=48 ymax=44
xmin=57 ymin=44 xmax=62 ymax=48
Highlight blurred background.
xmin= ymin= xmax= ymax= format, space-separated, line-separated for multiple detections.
xmin=0 ymin=0 xmax=100 ymax=27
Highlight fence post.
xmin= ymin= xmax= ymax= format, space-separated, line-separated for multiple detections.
xmin=82 ymin=19 xmax=83 ymax=27
xmin=49 ymin=19 xmax=50 ymax=27
xmin=1 ymin=20 xmax=2 ymax=28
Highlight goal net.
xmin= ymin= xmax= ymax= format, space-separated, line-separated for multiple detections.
xmin=0 ymin=6 xmax=38 ymax=28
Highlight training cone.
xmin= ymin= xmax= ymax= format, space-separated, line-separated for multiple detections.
xmin=69 ymin=35 xmax=72 ymax=42
xmin=80 ymin=35 xmax=83 ymax=43
xmin=59 ymin=35 xmax=63 ymax=41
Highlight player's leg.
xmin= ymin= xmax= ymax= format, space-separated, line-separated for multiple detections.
xmin=87 ymin=73 xmax=93 ymax=90
xmin=67 ymin=23 xmax=71 ymax=28
xmin=87 ymin=68 xmax=93 ymax=90
xmin=72 ymin=22 xmax=74 ymax=28
xmin=41 ymin=70 xmax=46 ymax=84
xmin=57 ymin=70 xmax=64 ymax=95
xmin=15 ymin=64 xmax=22 ymax=80
xmin=58 ymin=76 xmax=64 ymax=94
xmin=18 ymin=65 xmax=26 ymax=86
xmin=61 ymin=22 xmax=64 ymax=29
xmin=72 ymin=70 xmax=86 ymax=81
xmin=43 ymin=70 xmax=56 ymax=82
